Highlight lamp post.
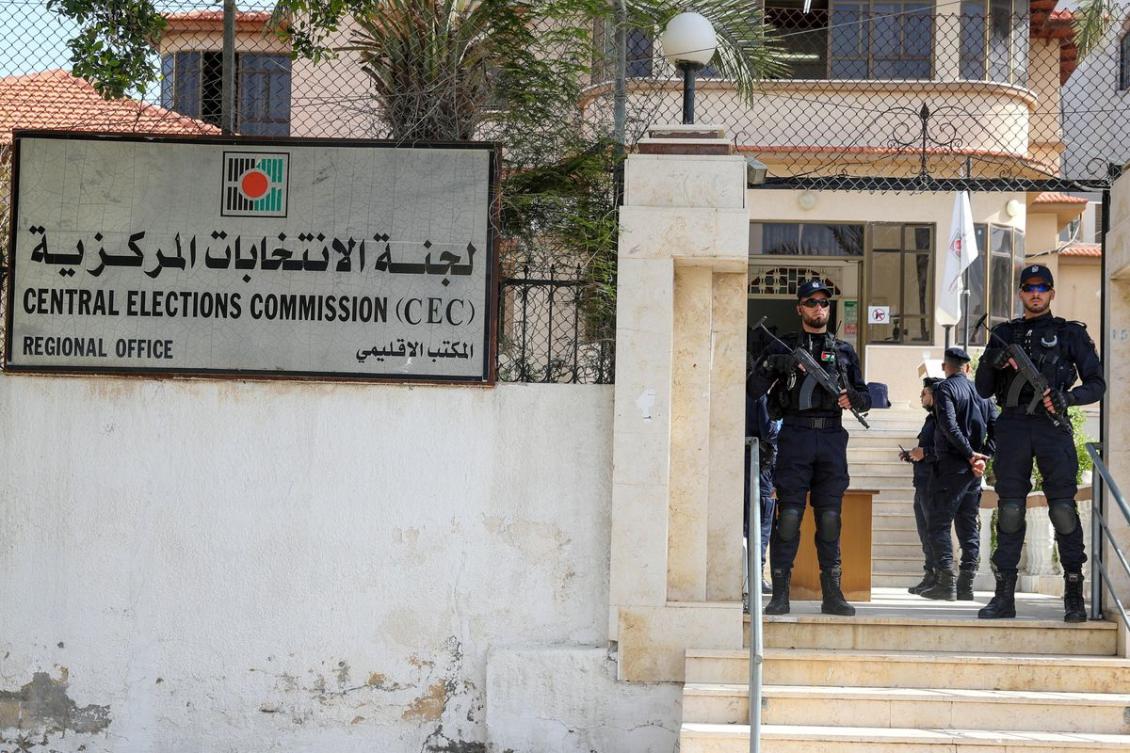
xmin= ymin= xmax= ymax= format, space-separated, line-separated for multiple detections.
xmin=659 ymin=12 xmax=717 ymax=125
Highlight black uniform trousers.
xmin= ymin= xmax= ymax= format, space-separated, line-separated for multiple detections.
xmin=928 ymin=457 xmax=981 ymax=572
xmin=992 ymin=412 xmax=1086 ymax=573
xmin=744 ymin=445 xmax=776 ymax=563
xmin=769 ymin=423 xmax=850 ymax=572
xmin=911 ymin=482 xmax=937 ymax=571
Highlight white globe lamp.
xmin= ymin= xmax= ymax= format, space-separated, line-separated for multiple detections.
xmin=660 ymin=12 xmax=717 ymax=124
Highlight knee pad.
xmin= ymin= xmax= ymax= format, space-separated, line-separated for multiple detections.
xmin=816 ymin=509 xmax=841 ymax=543
xmin=1048 ymin=500 xmax=1080 ymax=536
xmin=998 ymin=501 xmax=1026 ymax=535
xmin=776 ymin=507 xmax=803 ymax=542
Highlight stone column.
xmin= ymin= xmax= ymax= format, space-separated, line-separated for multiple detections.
xmin=608 ymin=126 xmax=748 ymax=682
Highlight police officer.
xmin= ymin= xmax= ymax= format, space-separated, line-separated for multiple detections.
xmin=748 ymin=279 xmax=871 ymax=616
xmin=920 ymin=347 xmax=996 ymax=601
xmin=975 ymin=264 xmax=1104 ymax=622
xmin=904 ymin=377 xmax=941 ymax=595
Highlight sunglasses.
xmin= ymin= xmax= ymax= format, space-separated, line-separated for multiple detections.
xmin=1020 ymin=283 xmax=1052 ymax=293
xmin=800 ymin=298 xmax=831 ymax=309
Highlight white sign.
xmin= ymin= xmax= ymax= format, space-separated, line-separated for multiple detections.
xmin=868 ymin=306 xmax=891 ymax=324
xmin=5 ymin=133 xmax=496 ymax=382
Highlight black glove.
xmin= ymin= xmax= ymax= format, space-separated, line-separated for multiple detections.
xmin=846 ymin=388 xmax=867 ymax=412
xmin=1047 ymin=388 xmax=1072 ymax=415
xmin=983 ymin=347 xmax=1010 ymax=370
xmin=764 ymin=354 xmax=794 ymax=376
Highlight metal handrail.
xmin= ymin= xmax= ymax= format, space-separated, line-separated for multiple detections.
xmin=745 ymin=438 xmax=763 ymax=753
xmin=1085 ymin=442 xmax=1130 ymax=630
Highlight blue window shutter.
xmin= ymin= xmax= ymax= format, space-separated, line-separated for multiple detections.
xmin=175 ymin=51 xmax=202 ymax=118
xmin=238 ymin=54 xmax=291 ymax=136
xmin=160 ymin=55 xmax=174 ymax=109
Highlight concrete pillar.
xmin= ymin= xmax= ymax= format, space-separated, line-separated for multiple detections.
xmin=608 ymin=126 xmax=749 ymax=681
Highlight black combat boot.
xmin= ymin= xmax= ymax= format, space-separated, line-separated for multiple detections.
xmin=764 ymin=569 xmax=791 ymax=615
xmin=920 ymin=568 xmax=957 ymax=601
xmin=956 ymin=568 xmax=977 ymax=601
xmin=820 ymin=568 xmax=856 ymax=616
xmin=1063 ymin=572 xmax=1087 ymax=623
xmin=978 ymin=571 xmax=1017 ymax=619
xmin=908 ymin=569 xmax=936 ymax=595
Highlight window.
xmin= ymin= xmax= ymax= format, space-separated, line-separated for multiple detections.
xmin=766 ymin=0 xmax=931 ymax=80
xmin=962 ymin=222 xmax=1023 ymax=344
xmin=161 ymin=51 xmax=291 ymax=136
xmin=750 ymin=222 xmax=864 ymax=256
xmin=592 ymin=22 xmax=654 ymax=82
xmin=1121 ymin=32 xmax=1130 ymax=90
xmin=868 ymin=223 xmax=934 ymax=343
xmin=960 ymin=0 xmax=1028 ymax=85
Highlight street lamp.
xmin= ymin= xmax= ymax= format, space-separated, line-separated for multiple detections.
xmin=660 ymin=12 xmax=717 ymax=125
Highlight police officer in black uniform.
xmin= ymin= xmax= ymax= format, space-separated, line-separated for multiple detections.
xmin=975 ymin=264 xmax=1104 ymax=622
xmin=748 ymin=280 xmax=871 ymax=616
xmin=904 ymin=377 xmax=941 ymax=595
xmin=920 ymin=347 xmax=996 ymax=601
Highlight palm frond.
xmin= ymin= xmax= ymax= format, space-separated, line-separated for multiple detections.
xmin=1072 ymin=0 xmax=1118 ymax=60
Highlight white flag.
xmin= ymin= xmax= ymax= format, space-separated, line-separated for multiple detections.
xmin=937 ymin=191 xmax=979 ymax=326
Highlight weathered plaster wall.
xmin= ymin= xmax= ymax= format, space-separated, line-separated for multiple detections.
xmin=1105 ymin=169 xmax=1130 ymax=628
xmin=0 ymin=377 xmax=675 ymax=752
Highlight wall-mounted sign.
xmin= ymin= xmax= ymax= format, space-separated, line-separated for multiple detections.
xmin=867 ymin=306 xmax=891 ymax=325
xmin=5 ymin=132 xmax=496 ymax=382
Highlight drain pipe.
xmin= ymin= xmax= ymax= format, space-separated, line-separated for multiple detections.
xmin=747 ymin=438 xmax=763 ymax=753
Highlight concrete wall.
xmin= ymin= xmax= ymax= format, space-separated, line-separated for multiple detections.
xmin=1104 ymin=168 xmax=1130 ymax=619
xmin=0 ymin=377 xmax=679 ymax=752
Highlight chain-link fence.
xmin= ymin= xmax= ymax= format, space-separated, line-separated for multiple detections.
xmin=2 ymin=2 xmax=1129 ymax=381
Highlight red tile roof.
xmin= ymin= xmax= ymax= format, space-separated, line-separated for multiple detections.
xmin=163 ymin=10 xmax=277 ymax=32
xmin=0 ymin=70 xmax=219 ymax=146
xmin=1060 ymin=243 xmax=1101 ymax=257
xmin=1033 ymin=192 xmax=1089 ymax=205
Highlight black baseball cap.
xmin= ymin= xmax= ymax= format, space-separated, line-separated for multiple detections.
xmin=1019 ymin=263 xmax=1054 ymax=287
xmin=796 ymin=279 xmax=833 ymax=300
xmin=944 ymin=346 xmax=971 ymax=364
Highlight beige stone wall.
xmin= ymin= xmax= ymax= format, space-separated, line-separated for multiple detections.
xmin=1056 ymin=257 xmax=1102 ymax=344
xmin=1104 ymin=171 xmax=1130 ymax=616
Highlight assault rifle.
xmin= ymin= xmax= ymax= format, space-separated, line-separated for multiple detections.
xmin=975 ymin=315 xmax=1066 ymax=430
xmin=752 ymin=316 xmax=870 ymax=429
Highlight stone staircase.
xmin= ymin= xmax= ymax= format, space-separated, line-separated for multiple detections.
xmin=678 ymin=590 xmax=1130 ymax=752
xmin=846 ymin=403 xmax=935 ymax=589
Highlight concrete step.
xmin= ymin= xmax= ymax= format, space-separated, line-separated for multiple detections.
xmin=685 ymin=649 xmax=1130 ymax=693
xmin=746 ymin=614 xmax=1118 ymax=656
xmin=680 ymin=723 xmax=1130 ymax=752
xmin=848 ymin=476 xmax=917 ymax=491
xmin=682 ymin=684 xmax=1130 ymax=733
xmin=873 ymin=556 xmax=930 ymax=575
xmin=873 ymin=499 xmax=919 ymax=515
xmin=843 ymin=431 xmax=922 ymax=449
xmin=872 ymin=529 xmax=926 ymax=546
xmin=872 ymin=573 xmax=931 ymax=588
xmin=873 ymin=542 xmax=930 ymax=558
xmin=847 ymin=461 xmax=916 ymax=478
xmin=849 ymin=448 xmax=923 ymax=463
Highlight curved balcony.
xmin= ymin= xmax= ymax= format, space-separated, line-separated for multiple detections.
xmin=583 ymin=7 xmax=1066 ymax=176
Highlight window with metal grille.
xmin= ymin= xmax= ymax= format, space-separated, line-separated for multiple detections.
xmin=750 ymin=222 xmax=864 ymax=256
xmin=161 ymin=52 xmax=291 ymax=136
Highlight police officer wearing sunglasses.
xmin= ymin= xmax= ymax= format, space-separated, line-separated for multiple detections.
xmin=974 ymin=264 xmax=1105 ymax=622
xmin=748 ymin=280 xmax=870 ymax=616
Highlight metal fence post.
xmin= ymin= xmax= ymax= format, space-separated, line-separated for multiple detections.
xmin=747 ymin=438 xmax=762 ymax=753
xmin=222 ymin=0 xmax=237 ymax=135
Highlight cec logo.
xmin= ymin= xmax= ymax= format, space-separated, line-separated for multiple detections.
xmin=222 ymin=152 xmax=289 ymax=217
